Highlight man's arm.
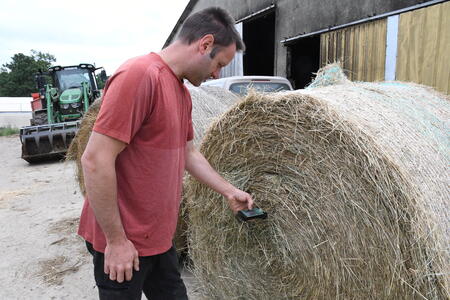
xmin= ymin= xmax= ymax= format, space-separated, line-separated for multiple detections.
xmin=81 ymin=131 xmax=139 ymax=283
xmin=185 ymin=141 xmax=253 ymax=212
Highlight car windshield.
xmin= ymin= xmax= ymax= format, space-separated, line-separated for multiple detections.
xmin=229 ymin=82 xmax=291 ymax=96
xmin=56 ymin=69 xmax=91 ymax=91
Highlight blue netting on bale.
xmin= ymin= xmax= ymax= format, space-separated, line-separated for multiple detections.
xmin=307 ymin=63 xmax=351 ymax=89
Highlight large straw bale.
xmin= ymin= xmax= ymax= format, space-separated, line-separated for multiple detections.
xmin=189 ymin=85 xmax=238 ymax=146
xmin=186 ymin=70 xmax=449 ymax=299
xmin=66 ymin=98 xmax=102 ymax=195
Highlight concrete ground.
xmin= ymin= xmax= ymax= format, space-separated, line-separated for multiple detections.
xmin=0 ymin=135 xmax=201 ymax=299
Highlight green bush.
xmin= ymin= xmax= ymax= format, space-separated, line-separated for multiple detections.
xmin=0 ymin=126 xmax=20 ymax=136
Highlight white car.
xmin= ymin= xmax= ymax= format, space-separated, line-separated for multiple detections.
xmin=201 ymin=76 xmax=293 ymax=96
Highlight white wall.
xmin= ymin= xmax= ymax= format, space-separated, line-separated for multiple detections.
xmin=0 ymin=97 xmax=32 ymax=112
xmin=0 ymin=98 xmax=33 ymax=128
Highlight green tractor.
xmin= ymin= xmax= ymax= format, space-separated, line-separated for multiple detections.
xmin=20 ymin=64 xmax=107 ymax=163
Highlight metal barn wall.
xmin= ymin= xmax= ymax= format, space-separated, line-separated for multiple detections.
xmin=320 ymin=19 xmax=387 ymax=82
xmin=396 ymin=1 xmax=450 ymax=94
xmin=167 ymin=0 xmax=426 ymax=77
xmin=166 ymin=0 xmax=448 ymax=92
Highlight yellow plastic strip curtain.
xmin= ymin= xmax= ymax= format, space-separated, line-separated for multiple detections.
xmin=396 ymin=2 xmax=450 ymax=94
xmin=320 ymin=18 xmax=387 ymax=82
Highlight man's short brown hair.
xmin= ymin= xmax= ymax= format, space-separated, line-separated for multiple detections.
xmin=178 ymin=7 xmax=245 ymax=56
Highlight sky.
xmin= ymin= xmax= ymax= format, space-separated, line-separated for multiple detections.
xmin=0 ymin=0 xmax=190 ymax=75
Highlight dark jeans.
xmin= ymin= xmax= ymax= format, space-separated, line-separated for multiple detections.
xmin=86 ymin=242 xmax=188 ymax=300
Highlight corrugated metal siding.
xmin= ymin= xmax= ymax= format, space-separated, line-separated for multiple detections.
xmin=320 ymin=19 xmax=387 ymax=82
xmin=396 ymin=1 xmax=450 ymax=94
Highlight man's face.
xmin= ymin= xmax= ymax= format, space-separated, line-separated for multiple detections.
xmin=188 ymin=43 xmax=236 ymax=86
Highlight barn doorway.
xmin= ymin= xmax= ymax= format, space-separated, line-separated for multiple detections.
xmin=242 ymin=11 xmax=275 ymax=76
xmin=287 ymin=36 xmax=321 ymax=89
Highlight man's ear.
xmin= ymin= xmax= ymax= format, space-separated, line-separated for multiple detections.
xmin=198 ymin=34 xmax=215 ymax=55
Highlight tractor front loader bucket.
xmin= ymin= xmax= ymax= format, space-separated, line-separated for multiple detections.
xmin=20 ymin=121 xmax=80 ymax=163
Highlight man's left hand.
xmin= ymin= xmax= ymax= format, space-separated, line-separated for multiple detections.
xmin=225 ymin=188 xmax=254 ymax=213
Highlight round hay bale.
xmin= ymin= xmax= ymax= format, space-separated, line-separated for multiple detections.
xmin=66 ymin=98 xmax=102 ymax=196
xmin=189 ymin=85 xmax=238 ymax=146
xmin=186 ymin=74 xmax=449 ymax=298
xmin=66 ymin=86 xmax=238 ymax=255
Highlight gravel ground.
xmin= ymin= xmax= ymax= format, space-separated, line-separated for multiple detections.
xmin=0 ymin=135 xmax=201 ymax=299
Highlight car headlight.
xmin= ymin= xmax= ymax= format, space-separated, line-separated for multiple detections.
xmin=62 ymin=104 xmax=70 ymax=109
xmin=70 ymin=102 xmax=81 ymax=108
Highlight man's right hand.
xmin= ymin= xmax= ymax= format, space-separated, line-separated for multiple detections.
xmin=82 ymin=132 xmax=137 ymax=283
xmin=104 ymin=239 xmax=140 ymax=283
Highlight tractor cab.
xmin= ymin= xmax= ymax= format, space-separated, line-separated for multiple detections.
xmin=34 ymin=64 xmax=107 ymax=124
xmin=39 ymin=64 xmax=106 ymax=98
xmin=53 ymin=66 xmax=96 ymax=91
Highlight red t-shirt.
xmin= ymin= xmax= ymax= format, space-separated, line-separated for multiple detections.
xmin=78 ymin=53 xmax=194 ymax=256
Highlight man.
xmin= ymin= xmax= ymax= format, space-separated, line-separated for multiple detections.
xmin=78 ymin=7 xmax=253 ymax=300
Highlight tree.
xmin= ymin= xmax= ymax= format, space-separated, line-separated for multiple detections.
xmin=0 ymin=50 xmax=56 ymax=97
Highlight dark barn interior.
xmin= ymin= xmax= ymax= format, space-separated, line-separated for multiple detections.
xmin=243 ymin=11 xmax=275 ymax=76
xmin=287 ymin=35 xmax=321 ymax=89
